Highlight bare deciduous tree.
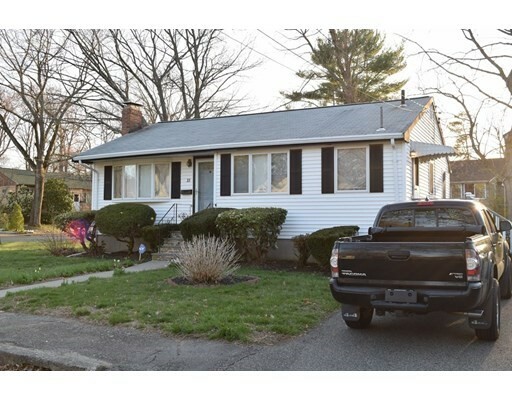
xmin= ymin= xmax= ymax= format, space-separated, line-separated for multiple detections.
xmin=69 ymin=29 xmax=258 ymax=129
xmin=0 ymin=29 xmax=88 ymax=226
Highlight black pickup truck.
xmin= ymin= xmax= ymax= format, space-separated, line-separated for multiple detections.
xmin=329 ymin=199 xmax=512 ymax=341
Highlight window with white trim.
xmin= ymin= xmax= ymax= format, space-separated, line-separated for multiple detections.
xmin=112 ymin=163 xmax=171 ymax=199
xmin=233 ymin=152 xmax=288 ymax=194
xmin=336 ymin=147 xmax=368 ymax=191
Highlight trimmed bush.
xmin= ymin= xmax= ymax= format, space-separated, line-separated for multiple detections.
xmin=179 ymin=208 xmax=233 ymax=241
xmin=8 ymin=203 xmax=24 ymax=232
xmin=216 ymin=207 xmax=288 ymax=262
xmin=292 ymin=234 xmax=311 ymax=267
xmin=307 ymin=226 xmax=359 ymax=267
xmin=95 ymin=203 xmax=156 ymax=254
xmin=141 ymin=223 xmax=181 ymax=252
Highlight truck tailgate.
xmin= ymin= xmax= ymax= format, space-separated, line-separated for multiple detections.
xmin=336 ymin=242 xmax=467 ymax=285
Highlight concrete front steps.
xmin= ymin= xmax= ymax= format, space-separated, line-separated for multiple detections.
xmin=152 ymin=231 xmax=183 ymax=262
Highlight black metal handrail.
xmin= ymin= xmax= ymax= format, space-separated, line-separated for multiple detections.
xmin=157 ymin=203 xmax=178 ymax=225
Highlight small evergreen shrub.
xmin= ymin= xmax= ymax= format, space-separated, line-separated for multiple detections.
xmin=292 ymin=234 xmax=311 ymax=267
xmin=5 ymin=186 xmax=33 ymax=223
xmin=8 ymin=203 xmax=24 ymax=232
xmin=95 ymin=203 xmax=156 ymax=254
xmin=175 ymin=235 xmax=240 ymax=284
xmin=179 ymin=208 xmax=233 ymax=241
xmin=141 ymin=223 xmax=181 ymax=251
xmin=216 ymin=207 xmax=288 ymax=262
xmin=307 ymin=226 xmax=359 ymax=267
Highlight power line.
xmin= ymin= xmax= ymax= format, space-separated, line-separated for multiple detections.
xmin=257 ymin=29 xmax=314 ymax=67
xmin=220 ymin=31 xmax=297 ymax=73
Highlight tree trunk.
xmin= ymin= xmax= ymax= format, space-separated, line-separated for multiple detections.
xmin=30 ymin=162 xmax=46 ymax=227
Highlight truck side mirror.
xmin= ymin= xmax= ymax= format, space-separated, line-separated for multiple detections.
xmin=500 ymin=220 xmax=512 ymax=232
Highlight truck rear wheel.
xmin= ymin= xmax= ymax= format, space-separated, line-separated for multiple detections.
xmin=344 ymin=307 xmax=374 ymax=329
xmin=475 ymin=278 xmax=500 ymax=341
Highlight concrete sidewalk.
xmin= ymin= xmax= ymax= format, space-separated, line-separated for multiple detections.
xmin=0 ymin=259 xmax=170 ymax=299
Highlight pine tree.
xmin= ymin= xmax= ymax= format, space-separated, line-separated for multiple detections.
xmin=283 ymin=29 xmax=407 ymax=106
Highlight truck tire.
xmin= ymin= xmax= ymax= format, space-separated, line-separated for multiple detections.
xmin=344 ymin=307 xmax=374 ymax=329
xmin=475 ymin=278 xmax=500 ymax=341
xmin=500 ymin=256 xmax=512 ymax=300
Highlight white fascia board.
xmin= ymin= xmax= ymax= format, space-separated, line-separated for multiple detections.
xmin=73 ymin=132 xmax=404 ymax=162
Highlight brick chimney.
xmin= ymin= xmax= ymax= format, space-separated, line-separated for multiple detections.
xmin=121 ymin=101 xmax=144 ymax=135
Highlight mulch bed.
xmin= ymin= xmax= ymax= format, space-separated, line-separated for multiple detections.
xmin=167 ymin=275 xmax=259 ymax=286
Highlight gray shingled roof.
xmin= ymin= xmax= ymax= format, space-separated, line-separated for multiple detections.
xmin=74 ymin=96 xmax=432 ymax=162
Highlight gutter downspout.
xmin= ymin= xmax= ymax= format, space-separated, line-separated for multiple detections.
xmin=390 ymin=138 xmax=399 ymax=202
xmin=78 ymin=160 xmax=99 ymax=210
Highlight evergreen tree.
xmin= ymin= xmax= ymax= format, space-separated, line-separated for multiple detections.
xmin=283 ymin=29 xmax=407 ymax=106
xmin=42 ymin=179 xmax=73 ymax=224
xmin=8 ymin=202 xmax=24 ymax=232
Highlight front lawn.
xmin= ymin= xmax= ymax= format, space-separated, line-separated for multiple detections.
xmin=0 ymin=266 xmax=338 ymax=343
xmin=0 ymin=242 xmax=115 ymax=288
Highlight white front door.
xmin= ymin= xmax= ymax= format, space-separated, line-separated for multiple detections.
xmin=196 ymin=160 xmax=214 ymax=212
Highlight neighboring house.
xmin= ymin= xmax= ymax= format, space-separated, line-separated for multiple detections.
xmin=73 ymin=95 xmax=453 ymax=257
xmin=450 ymin=158 xmax=507 ymax=215
xmin=0 ymin=167 xmax=92 ymax=211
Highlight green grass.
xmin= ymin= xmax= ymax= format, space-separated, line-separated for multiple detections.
xmin=0 ymin=267 xmax=338 ymax=343
xmin=0 ymin=241 xmax=115 ymax=288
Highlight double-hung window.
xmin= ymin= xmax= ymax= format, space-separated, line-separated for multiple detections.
xmin=233 ymin=152 xmax=288 ymax=194
xmin=112 ymin=163 xmax=171 ymax=199
xmin=336 ymin=147 xmax=368 ymax=191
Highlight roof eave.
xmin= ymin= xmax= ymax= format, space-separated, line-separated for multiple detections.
xmin=73 ymin=132 xmax=405 ymax=163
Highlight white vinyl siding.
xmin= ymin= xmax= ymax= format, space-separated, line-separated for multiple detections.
xmin=216 ymin=144 xmax=401 ymax=238
xmin=93 ymin=156 xmax=194 ymax=224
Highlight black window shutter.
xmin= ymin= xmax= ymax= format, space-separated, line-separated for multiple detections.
xmin=369 ymin=144 xmax=384 ymax=193
xmin=171 ymin=161 xmax=181 ymax=199
xmin=289 ymin=149 xmax=302 ymax=195
xmin=220 ymin=154 xmax=231 ymax=196
xmin=103 ymin=166 xmax=112 ymax=200
xmin=321 ymin=147 xmax=334 ymax=194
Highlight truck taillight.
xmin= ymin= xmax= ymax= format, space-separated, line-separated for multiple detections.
xmin=330 ymin=248 xmax=339 ymax=278
xmin=465 ymin=248 xmax=481 ymax=282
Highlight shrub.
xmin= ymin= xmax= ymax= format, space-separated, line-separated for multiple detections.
xmin=292 ymin=234 xmax=311 ymax=267
xmin=95 ymin=203 xmax=156 ymax=254
xmin=307 ymin=226 xmax=359 ymax=267
xmin=175 ymin=235 xmax=240 ymax=284
xmin=54 ymin=210 xmax=99 ymax=254
xmin=42 ymin=178 xmax=73 ymax=224
xmin=216 ymin=207 xmax=288 ymax=262
xmin=38 ymin=227 xmax=76 ymax=256
xmin=141 ymin=223 xmax=181 ymax=252
xmin=0 ymin=212 xmax=8 ymax=230
xmin=5 ymin=186 xmax=33 ymax=222
xmin=179 ymin=208 xmax=233 ymax=241
xmin=8 ymin=203 xmax=24 ymax=232
xmin=54 ymin=210 xmax=96 ymax=231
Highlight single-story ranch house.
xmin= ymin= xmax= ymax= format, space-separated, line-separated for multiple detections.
xmin=73 ymin=95 xmax=454 ymax=256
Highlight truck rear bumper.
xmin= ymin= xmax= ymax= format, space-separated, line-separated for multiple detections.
xmin=329 ymin=279 xmax=486 ymax=313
